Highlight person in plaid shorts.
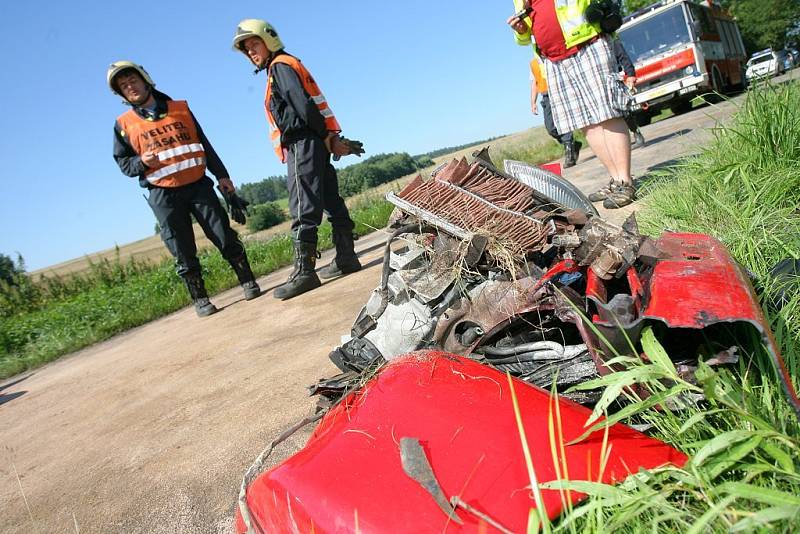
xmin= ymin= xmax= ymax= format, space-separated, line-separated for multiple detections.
xmin=508 ymin=0 xmax=636 ymax=209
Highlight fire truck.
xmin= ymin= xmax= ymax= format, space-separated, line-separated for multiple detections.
xmin=618 ymin=0 xmax=747 ymax=124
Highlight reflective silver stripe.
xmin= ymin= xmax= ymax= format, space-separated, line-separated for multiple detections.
xmin=146 ymin=157 xmax=205 ymax=183
xmin=320 ymin=107 xmax=334 ymax=118
xmin=561 ymin=17 xmax=583 ymax=33
xmin=311 ymin=95 xmax=327 ymax=105
xmin=158 ymin=143 xmax=204 ymax=161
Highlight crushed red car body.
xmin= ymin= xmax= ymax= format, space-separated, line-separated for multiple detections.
xmin=236 ymin=353 xmax=687 ymax=533
xmin=234 ymin=155 xmax=798 ymax=532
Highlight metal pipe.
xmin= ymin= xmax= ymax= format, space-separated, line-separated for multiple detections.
xmin=480 ymin=341 xmax=564 ymax=356
xmin=481 ymin=344 xmax=588 ymax=364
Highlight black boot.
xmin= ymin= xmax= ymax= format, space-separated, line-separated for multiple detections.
xmin=273 ymin=241 xmax=322 ymax=300
xmin=229 ymin=255 xmax=261 ymax=300
xmin=563 ymin=140 xmax=582 ymax=168
xmin=183 ymin=274 xmax=218 ymax=317
xmin=632 ymin=128 xmax=646 ymax=149
xmin=318 ymin=232 xmax=362 ymax=280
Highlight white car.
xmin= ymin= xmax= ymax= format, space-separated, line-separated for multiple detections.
xmin=746 ymin=49 xmax=785 ymax=81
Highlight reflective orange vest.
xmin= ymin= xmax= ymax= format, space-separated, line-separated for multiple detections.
xmin=264 ymin=55 xmax=341 ymax=163
xmin=117 ymin=100 xmax=206 ymax=188
xmin=530 ymin=57 xmax=549 ymax=94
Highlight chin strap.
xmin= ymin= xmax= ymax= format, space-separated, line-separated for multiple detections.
xmin=252 ymin=53 xmax=274 ymax=75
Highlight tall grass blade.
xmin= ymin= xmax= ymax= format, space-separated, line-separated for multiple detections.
xmin=507 ymin=373 xmax=550 ymax=533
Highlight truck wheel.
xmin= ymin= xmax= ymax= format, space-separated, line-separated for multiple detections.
xmin=706 ymin=69 xmax=724 ymax=103
xmin=670 ymin=101 xmax=693 ymax=115
xmin=634 ymin=111 xmax=652 ymax=127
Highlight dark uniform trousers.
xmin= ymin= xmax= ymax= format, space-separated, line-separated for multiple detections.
xmin=540 ymin=93 xmax=574 ymax=146
xmin=147 ymin=176 xmax=245 ymax=278
xmin=286 ymin=135 xmax=355 ymax=245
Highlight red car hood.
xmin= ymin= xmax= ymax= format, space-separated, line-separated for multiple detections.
xmin=236 ymin=352 xmax=686 ymax=533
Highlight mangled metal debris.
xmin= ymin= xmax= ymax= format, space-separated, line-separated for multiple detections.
xmin=235 ymin=152 xmax=800 ymax=533
xmin=327 ymin=154 xmax=799 ymax=413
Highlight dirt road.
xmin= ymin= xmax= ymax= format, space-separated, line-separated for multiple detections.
xmin=0 ymin=78 xmax=792 ymax=533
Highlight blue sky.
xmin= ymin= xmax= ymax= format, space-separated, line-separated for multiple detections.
xmin=0 ymin=1 xmax=538 ymax=271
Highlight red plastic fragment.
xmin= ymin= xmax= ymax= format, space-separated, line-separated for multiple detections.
xmin=644 ymin=233 xmax=764 ymax=328
xmin=237 ymin=352 xmax=687 ymax=533
xmin=539 ymin=162 xmax=562 ymax=176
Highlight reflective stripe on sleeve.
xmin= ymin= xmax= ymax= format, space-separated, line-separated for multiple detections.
xmin=157 ymin=143 xmax=204 ymax=161
xmin=147 ymin=157 xmax=205 ymax=183
xmin=320 ymin=107 xmax=334 ymax=118
xmin=311 ymin=95 xmax=327 ymax=105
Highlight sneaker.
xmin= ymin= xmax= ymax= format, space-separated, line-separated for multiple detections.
xmin=632 ymin=129 xmax=646 ymax=149
xmin=603 ymin=183 xmax=637 ymax=209
xmin=588 ymin=180 xmax=615 ymax=202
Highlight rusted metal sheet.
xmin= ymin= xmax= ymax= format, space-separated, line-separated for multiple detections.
xmin=391 ymin=158 xmax=558 ymax=253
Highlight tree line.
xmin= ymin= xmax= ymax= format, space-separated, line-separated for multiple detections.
xmin=236 ymin=152 xmax=434 ymax=231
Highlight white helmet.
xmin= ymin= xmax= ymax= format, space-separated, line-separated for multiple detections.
xmin=107 ymin=60 xmax=155 ymax=96
xmin=232 ymin=19 xmax=284 ymax=55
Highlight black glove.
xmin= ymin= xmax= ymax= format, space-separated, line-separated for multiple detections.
xmin=219 ymin=189 xmax=250 ymax=225
xmin=332 ymin=136 xmax=366 ymax=161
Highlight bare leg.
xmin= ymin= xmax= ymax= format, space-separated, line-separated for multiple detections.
xmin=583 ymin=118 xmax=632 ymax=185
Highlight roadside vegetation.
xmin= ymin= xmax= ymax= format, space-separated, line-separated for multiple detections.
xmin=540 ymin=83 xmax=800 ymax=531
xmin=0 ymin=126 xmax=562 ymax=380
xmin=0 ymin=197 xmax=393 ymax=379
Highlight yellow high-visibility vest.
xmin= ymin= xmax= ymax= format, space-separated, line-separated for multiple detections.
xmin=512 ymin=0 xmax=600 ymax=52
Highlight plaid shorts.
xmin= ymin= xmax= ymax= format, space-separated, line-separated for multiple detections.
xmin=544 ymin=36 xmax=629 ymax=135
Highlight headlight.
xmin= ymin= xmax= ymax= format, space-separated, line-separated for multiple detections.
xmin=685 ymin=66 xmax=694 ymax=75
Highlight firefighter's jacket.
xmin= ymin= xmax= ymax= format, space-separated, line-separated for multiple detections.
xmin=512 ymin=0 xmax=601 ymax=54
xmin=264 ymin=52 xmax=341 ymax=162
xmin=113 ymin=92 xmax=229 ymax=189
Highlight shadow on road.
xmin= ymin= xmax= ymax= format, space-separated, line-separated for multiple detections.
xmin=634 ymin=158 xmax=686 ymax=197
xmin=0 ymin=374 xmax=33 ymax=406
xmin=641 ymin=128 xmax=692 ymax=147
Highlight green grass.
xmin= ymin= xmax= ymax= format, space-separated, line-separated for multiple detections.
xmin=488 ymin=129 xmax=582 ymax=167
xmin=0 ymin=197 xmax=394 ymax=379
xmin=541 ymin=82 xmax=800 ymax=532
xmin=273 ymin=197 xmax=289 ymax=211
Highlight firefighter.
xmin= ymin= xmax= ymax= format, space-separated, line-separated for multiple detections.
xmin=109 ymin=61 xmax=261 ymax=317
xmin=529 ymin=55 xmax=582 ymax=167
xmin=231 ymin=19 xmax=365 ymax=300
